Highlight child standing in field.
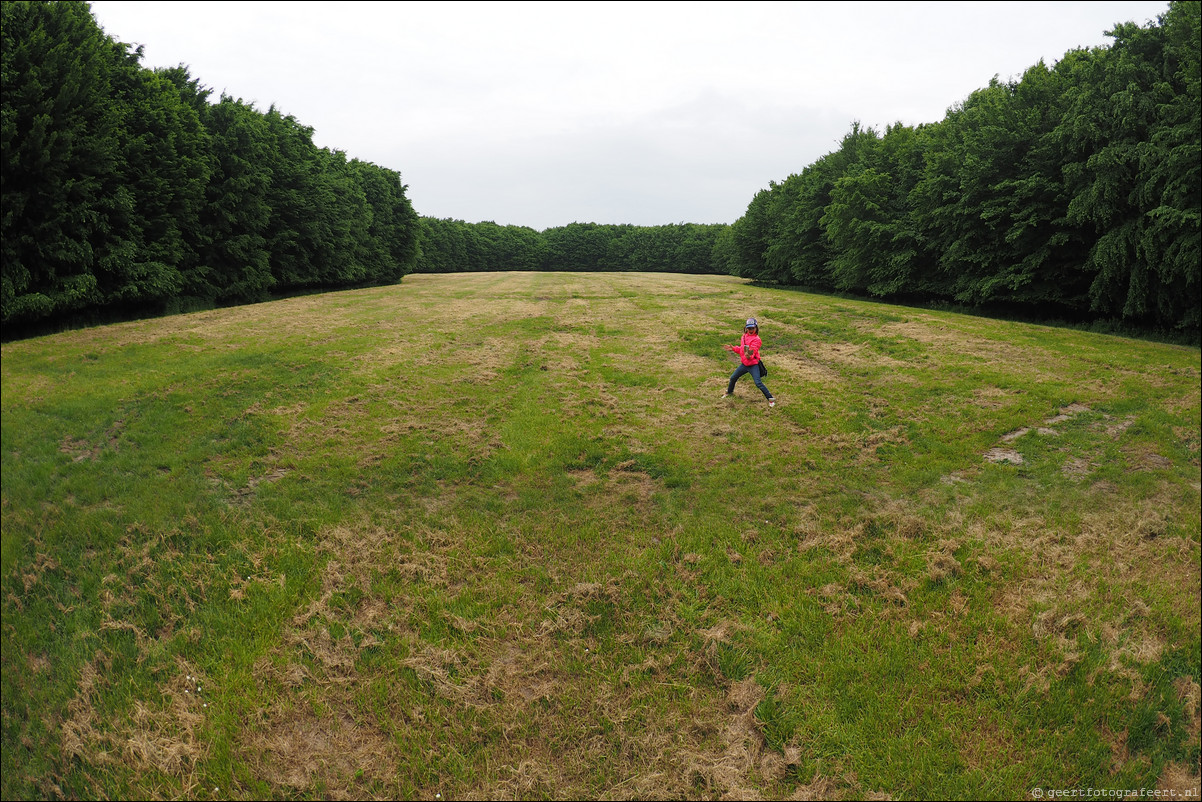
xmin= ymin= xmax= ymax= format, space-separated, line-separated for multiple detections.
xmin=723 ymin=317 xmax=775 ymax=408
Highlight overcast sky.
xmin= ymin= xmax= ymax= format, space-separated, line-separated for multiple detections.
xmin=89 ymin=1 xmax=1169 ymax=231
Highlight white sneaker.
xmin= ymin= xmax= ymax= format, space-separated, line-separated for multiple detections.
xmin=768 ymin=398 xmax=776 ymax=408
xmin=721 ymin=392 xmax=731 ymax=398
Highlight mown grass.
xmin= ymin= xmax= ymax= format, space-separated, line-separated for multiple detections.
xmin=2 ymin=271 xmax=1199 ymax=800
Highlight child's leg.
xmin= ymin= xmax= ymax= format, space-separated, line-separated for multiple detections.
xmin=727 ymin=364 xmax=749 ymax=394
xmin=750 ymin=364 xmax=773 ymax=400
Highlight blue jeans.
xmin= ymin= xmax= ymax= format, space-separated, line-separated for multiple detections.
xmin=728 ymin=363 xmax=773 ymax=400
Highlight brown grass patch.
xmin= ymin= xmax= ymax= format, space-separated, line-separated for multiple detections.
xmin=984 ymin=403 xmax=1095 ymax=466
xmin=8 ymin=273 xmax=1198 ymax=799
xmin=232 ymin=467 xmax=290 ymax=505
xmin=567 ymin=468 xmax=600 ymax=488
xmin=1158 ymin=762 xmax=1201 ymax=796
xmin=570 ymin=462 xmax=663 ymax=523
xmin=243 ymin=697 xmax=396 ymax=799
xmin=540 ymin=578 xmax=623 ymax=636
xmin=989 ymin=491 xmax=1200 ymax=693
xmin=819 ymin=425 xmax=910 ymax=466
xmin=877 ymin=319 xmax=1057 ymax=372
xmin=58 ymin=419 xmax=123 ymax=462
xmin=60 ymin=655 xmax=212 ymax=796
xmin=926 ymin=541 xmax=963 ymax=584
xmin=850 ymin=565 xmax=912 ymax=607
xmin=971 ymin=386 xmax=1014 ymax=409
xmin=454 ymin=336 xmax=521 ymax=384
xmin=242 ymin=560 xmax=804 ymax=800
xmin=239 ymin=520 xmax=474 ymax=796
xmin=810 ymin=340 xmax=906 ymax=371
xmin=761 ymin=352 xmax=841 ymax=385
xmin=1125 ymin=446 xmax=1174 ymax=472
xmin=670 ymin=352 xmax=727 ymax=380
xmin=18 ymin=552 xmax=60 ymax=594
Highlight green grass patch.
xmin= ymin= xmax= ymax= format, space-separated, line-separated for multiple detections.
xmin=3 ymin=272 xmax=1199 ymax=799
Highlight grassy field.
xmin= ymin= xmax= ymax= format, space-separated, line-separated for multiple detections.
xmin=2 ymin=271 xmax=1199 ymax=800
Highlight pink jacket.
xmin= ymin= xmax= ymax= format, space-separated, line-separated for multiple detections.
xmin=737 ymin=332 xmax=762 ymax=366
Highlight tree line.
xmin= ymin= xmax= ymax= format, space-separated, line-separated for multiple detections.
xmin=1 ymin=0 xmax=420 ymax=334
xmin=2 ymin=1 xmax=1198 ymax=339
xmin=727 ymin=1 xmax=1199 ymax=336
xmin=416 ymin=218 xmax=733 ymax=275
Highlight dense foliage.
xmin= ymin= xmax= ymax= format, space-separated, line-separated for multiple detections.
xmin=727 ymin=1 xmax=1200 ymax=336
xmin=1 ymin=1 xmax=419 ymax=332
xmin=2 ymin=1 xmax=1197 ymax=337
xmin=415 ymin=218 xmax=733 ymax=275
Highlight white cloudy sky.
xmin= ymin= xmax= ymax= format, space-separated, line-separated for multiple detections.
xmin=89 ymin=1 xmax=1169 ymax=231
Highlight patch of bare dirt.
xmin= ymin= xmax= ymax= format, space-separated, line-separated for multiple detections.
xmin=971 ymin=386 xmax=1014 ymax=410
xmin=983 ymin=447 xmax=1024 ymax=465
xmin=984 ymin=403 xmax=1094 ymax=465
xmin=1062 ymin=457 xmax=1093 ymax=478
xmin=1100 ymin=414 xmax=1137 ymax=438
xmin=1124 ymin=446 xmax=1173 ymax=471
xmin=1001 ymin=427 xmax=1058 ymax=442
xmin=1045 ymin=403 xmax=1091 ymax=424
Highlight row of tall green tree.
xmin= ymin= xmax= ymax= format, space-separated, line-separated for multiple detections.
xmin=1 ymin=0 xmax=420 ymax=333
xmin=729 ymin=0 xmax=1199 ymax=335
xmin=4 ymin=1 xmax=1198 ymax=338
xmin=415 ymin=218 xmax=733 ymax=275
